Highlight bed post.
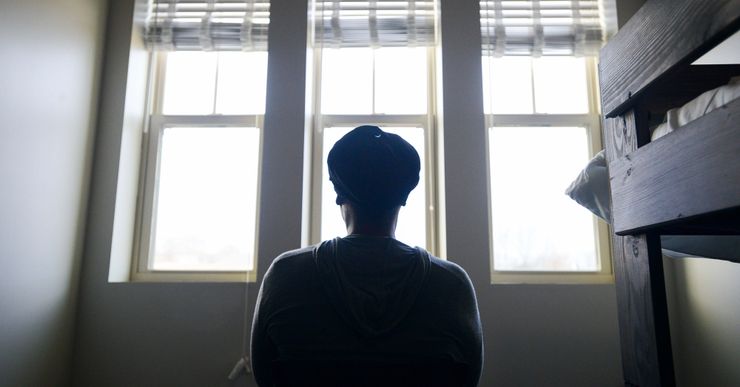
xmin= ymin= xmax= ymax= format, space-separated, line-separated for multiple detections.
xmin=603 ymin=110 xmax=676 ymax=387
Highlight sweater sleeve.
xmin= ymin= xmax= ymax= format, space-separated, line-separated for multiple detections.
xmin=250 ymin=264 xmax=278 ymax=387
xmin=456 ymin=266 xmax=484 ymax=387
xmin=467 ymin=279 xmax=483 ymax=386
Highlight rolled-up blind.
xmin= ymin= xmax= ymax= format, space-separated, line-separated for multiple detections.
xmin=143 ymin=0 xmax=270 ymax=51
xmin=481 ymin=0 xmax=617 ymax=57
xmin=315 ymin=0 xmax=437 ymax=48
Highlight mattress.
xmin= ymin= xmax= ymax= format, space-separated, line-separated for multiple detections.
xmin=651 ymin=76 xmax=740 ymax=140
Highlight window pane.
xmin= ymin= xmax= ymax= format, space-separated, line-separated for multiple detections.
xmin=532 ymin=57 xmax=589 ymax=114
xmin=152 ymin=126 xmax=260 ymax=271
xmin=215 ymin=52 xmax=268 ymax=115
xmin=375 ymin=47 xmax=428 ymax=114
xmin=483 ymin=56 xmax=534 ymax=114
xmin=384 ymin=127 xmax=427 ymax=247
xmin=489 ymin=126 xmax=598 ymax=271
xmin=321 ymin=127 xmax=427 ymax=248
xmin=321 ymin=48 xmax=374 ymax=114
xmin=162 ymin=52 xmax=217 ymax=115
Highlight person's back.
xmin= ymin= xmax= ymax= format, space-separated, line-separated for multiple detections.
xmin=250 ymin=126 xmax=483 ymax=386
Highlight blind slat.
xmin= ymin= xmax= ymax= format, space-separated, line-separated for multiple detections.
xmin=143 ymin=0 xmax=270 ymax=51
xmin=315 ymin=0 xmax=436 ymax=48
xmin=480 ymin=0 xmax=617 ymax=57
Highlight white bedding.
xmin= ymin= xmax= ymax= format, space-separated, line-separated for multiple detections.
xmin=651 ymin=76 xmax=740 ymax=140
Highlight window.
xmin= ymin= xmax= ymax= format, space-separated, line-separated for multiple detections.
xmin=481 ymin=0 xmax=616 ymax=283
xmin=134 ymin=0 xmax=269 ymax=281
xmin=309 ymin=1 xmax=438 ymax=251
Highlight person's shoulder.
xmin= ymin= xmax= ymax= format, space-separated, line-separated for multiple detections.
xmin=424 ymin=251 xmax=474 ymax=287
xmin=266 ymin=245 xmax=317 ymax=277
xmin=273 ymin=245 xmax=315 ymax=264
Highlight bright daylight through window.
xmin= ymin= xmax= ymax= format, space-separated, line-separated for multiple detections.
xmin=483 ymin=57 xmax=603 ymax=272
xmin=312 ymin=0 xmax=437 ymax=251
xmin=481 ymin=0 xmax=615 ymax=282
xmin=141 ymin=51 xmax=266 ymax=278
xmin=136 ymin=0 xmax=269 ymax=280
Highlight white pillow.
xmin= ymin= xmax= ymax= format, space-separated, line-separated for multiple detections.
xmin=564 ymin=150 xmax=611 ymax=222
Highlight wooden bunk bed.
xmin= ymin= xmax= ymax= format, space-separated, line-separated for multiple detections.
xmin=598 ymin=0 xmax=740 ymax=386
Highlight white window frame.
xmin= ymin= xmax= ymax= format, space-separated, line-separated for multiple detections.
xmin=485 ymin=57 xmax=613 ymax=284
xmin=131 ymin=52 xmax=262 ymax=282
xmin=308 ymin=47 xmax=441 ymax=254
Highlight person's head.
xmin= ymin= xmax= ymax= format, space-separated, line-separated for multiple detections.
xmin=327 ymin=125 xmax=420 ymax=235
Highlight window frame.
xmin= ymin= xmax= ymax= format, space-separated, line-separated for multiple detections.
xmin=131 ymin=52 xmax=262 ymax=282
xmin=484 ymin=57 xmax=613 ymax=284
xmin=307 ymin=47 xmax=441 ymax=254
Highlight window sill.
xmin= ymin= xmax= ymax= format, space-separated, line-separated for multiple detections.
xmin=130 ymin=270 xmax=257 ymax=283
xmin=491 ymin=271 xmax=614 ymax=285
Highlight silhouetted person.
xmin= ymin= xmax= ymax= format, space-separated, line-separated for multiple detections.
xmin=251 ymin=125 xmax=483 ymax=386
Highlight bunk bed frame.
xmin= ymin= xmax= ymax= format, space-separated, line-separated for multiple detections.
xmin=598 ymin=0 xmax=740 ymax=386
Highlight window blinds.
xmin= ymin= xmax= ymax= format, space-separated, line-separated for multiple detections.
xmin=314 ymin=0 xmax=436 ymax=48
xmin=480 ymin=0 xmax=617 ymax=57
xmin=143 ymin=0 xmax=270 ymax=51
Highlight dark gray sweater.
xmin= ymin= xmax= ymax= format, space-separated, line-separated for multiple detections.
xmin=250 ymin=236 xmax=483 ymax=386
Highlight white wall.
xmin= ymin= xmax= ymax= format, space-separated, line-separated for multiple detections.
xmin=72 ymin=0 xmax=623 ymax=386
xmin=0 ymin=0 xmax=106 ymax=386
xmin=665 ymin=258 xmax=740 ymax=387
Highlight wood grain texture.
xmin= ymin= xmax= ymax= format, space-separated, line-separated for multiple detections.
xmin=600 ymin=0 xmax=740 ymax=117
xmin=609 ymin=98 xmax=740 ymax=235
xmin=603 ymin=113 xmax=675 ymax=387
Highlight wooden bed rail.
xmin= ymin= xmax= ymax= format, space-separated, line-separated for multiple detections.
xmin=600 ymin=0 xmax=740 ymax=118
xmin=603 ymin=111 xmax=675 ymax=387
xmin=609 ymin=97 xmax=740 ymax=235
